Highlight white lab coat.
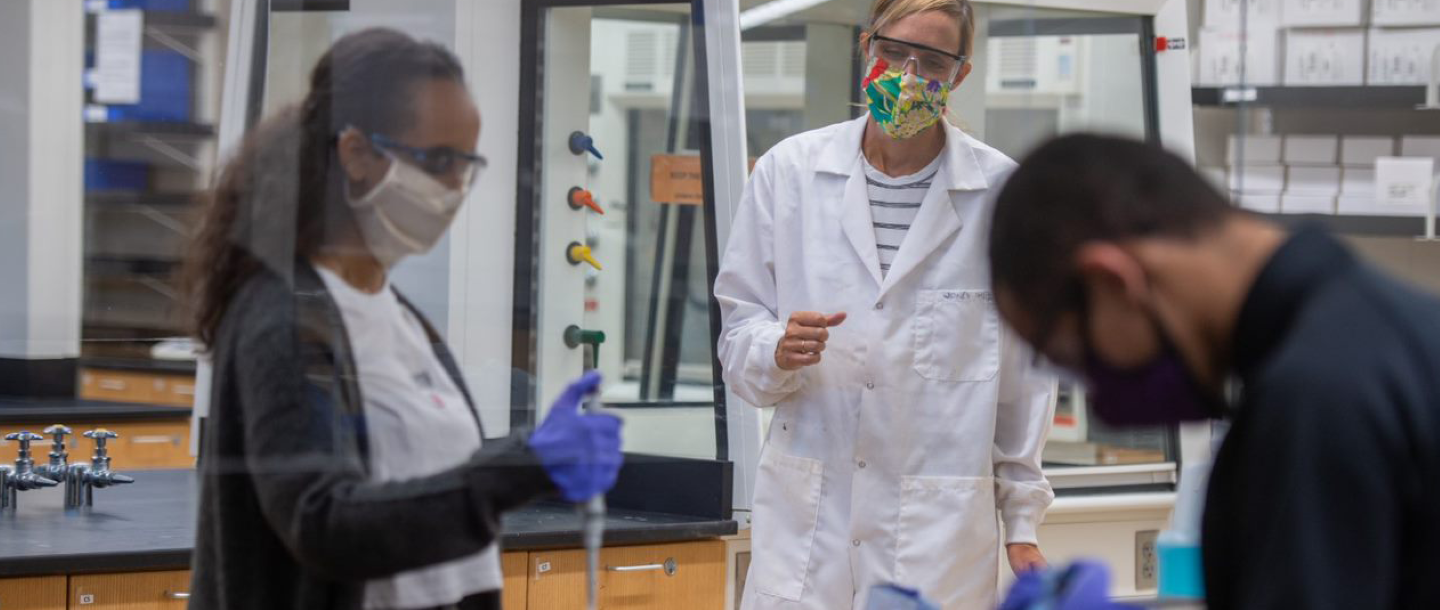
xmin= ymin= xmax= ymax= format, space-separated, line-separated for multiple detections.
xmin=717 ymin=116 xmax=1055 ymax=610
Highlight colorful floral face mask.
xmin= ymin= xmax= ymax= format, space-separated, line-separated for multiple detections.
xmin=862 ymin=57 xmax=952 ymax=140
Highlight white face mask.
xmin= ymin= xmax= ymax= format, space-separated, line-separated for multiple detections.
xmin=346 ymin=152 xmax=466 ymax=268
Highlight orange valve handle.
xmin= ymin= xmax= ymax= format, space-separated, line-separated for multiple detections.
xmin=568 ymin=187 xmax=605 ymax=215
xmin=566 ymin=242 xmax=603 ymax=271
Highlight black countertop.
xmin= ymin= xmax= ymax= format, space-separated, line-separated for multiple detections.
xmin=0 ymin=470 xmax=736 ymax=577
xmin=79 ymin=357 xmax=198 ymax=375
xmin=0 ymin=399 xmax=191 ymax=424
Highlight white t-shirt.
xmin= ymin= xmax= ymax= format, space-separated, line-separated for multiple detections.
xmin=314 ymin=265 xmax=502 ymax=610
xmin=863 ymin=153 xmax=944 ymax=277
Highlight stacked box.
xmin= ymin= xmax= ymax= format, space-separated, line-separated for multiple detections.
xmin=1372 ymin=0 xmax=1440 ymax=26
xmin=1283 ymin=28 xmax=1368 ymax=85
xmin=1367 ymin=28 xmax=1440 ymax=84
xmin=1283 ymin=0 xmax=1371 ymax=27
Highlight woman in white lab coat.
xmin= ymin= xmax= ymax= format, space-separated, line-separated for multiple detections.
xmin=715 ymin=1 xmax=1055 ymax=609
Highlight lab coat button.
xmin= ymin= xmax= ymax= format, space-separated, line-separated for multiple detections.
xmin=858 ymin=460 xmax=867 ymax=469
xmin=875 ymin=302 xmax=884 ymax=310
xmin=865 ymin=382 xmax=875 ymax=390
xmin=852 ymin=539 xmax=861 ymax=547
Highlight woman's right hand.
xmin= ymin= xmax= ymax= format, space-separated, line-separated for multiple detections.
xmin=528 ymin=371 xmax=624 ymax=502
xmin=775 ymin=311 xmax=847 ymax=371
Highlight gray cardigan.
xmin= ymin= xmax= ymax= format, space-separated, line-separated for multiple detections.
xmin=189 ymin=264 xmax=553 ymax=609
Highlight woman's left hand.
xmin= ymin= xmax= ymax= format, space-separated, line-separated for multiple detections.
xmin=1006 ymin=543 xmax=1048 ymax=575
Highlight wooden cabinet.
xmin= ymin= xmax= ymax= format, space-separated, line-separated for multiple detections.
xmin=502 ymin=552 xmax=528 ymax=610
xmin=69 ymin=571 xmax=190 ymax=609
xmin=79 ymin=369 xmax=195 ymax=408
xmin=528 ymin=540 xmax=726 ymax=610
xmin=0 ymin=576 xmax=67 ymax=610
xmin=67 ymin=421 xmax=193 ymax=470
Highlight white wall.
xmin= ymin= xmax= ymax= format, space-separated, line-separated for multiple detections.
xmin=0 ymin=0 xmax=84 ymax=360
xmin=450 ymin=0 xmax=525 ymax=436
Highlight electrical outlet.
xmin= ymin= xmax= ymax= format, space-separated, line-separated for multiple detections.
xmin=1136 ymin=530 xmax=1159 ymax=590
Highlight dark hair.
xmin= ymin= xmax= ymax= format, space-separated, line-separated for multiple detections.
xmin=988 ymin=134 xmax=1235 ymax=318
xmin=181 ymin=28 xmax=464 ymax=346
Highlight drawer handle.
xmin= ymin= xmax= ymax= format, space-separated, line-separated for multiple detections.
xmin=173 ymin=385 xmax=196 ymax=396
xmin=132 ymin=435 xmax=180 ymax=445
xmin=608 ymin=558 xmax=677 ymax=576
xmin=166 ymin=591 xmax=191 ymax=599
xmin=98 ymin=379 xmax=128 ymax=391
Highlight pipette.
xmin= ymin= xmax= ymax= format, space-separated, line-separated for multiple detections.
xmin=580 ymin=391 xmax=606 ymax=610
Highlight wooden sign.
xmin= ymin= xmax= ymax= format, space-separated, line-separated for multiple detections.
xmin=650 ymin=154 xmax=705 ymax=206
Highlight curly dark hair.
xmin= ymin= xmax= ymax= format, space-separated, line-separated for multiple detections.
xmin=180 ymin=28 xmax=464 ymax=346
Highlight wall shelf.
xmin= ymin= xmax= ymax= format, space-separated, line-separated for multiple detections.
xmin=1258 ymin=213 xmax=1429 ymax=238
xmin=87 ymin=122 xmax=216 ymax=138
xmin=1193 ymin=86 xmax=1429 ymax=109
xmin=87 ymin=191 xmax=199 ymax=208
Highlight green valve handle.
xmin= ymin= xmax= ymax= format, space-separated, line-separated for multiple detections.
xmin=564 ymin=326 xmax=607 ymax=370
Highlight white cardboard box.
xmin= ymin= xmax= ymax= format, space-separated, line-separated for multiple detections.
xmin=1283 ymin=0 xmax=1369 ymax=27
xmin=1228 ymin=134 xmax=1285 ymax=165
xmin=1342 ymin=167 xmax=1377 ymax=194
xmin=1401 ymin=136 xmax=1440 ymax=164
xmin=1337 ymin=195 xmax=1381 ymax=214
xmin=1237 ymin=193 xmax=1283 ymax=213
xmin=1198 ymin=27 xmax=1282 ymax=86
xmin=1282 ymin=194 xmax=1338 ymax=213
xmin=1284 ymin=135 xmax=1340 ymax=165
xmin=1230 ymin=165 xmax=1288 ymax=193
xmin=1283 ymin=28 xmax=1368 ymax=85
xmin=1207 ymin=0 xmax=1285 ymax=27
xmin=1367 ymin=28 xmax=1440 ymax=84
xmin=1377 ymin=156 xmax=1437 ymax=206
xmin=1341 ymin=136 xmax=1397 ymax=165
xmin=1372 ymin=0 xmax=1440 ymax=26
xmin=1287 ymin=165 xmax=1343 ymax=195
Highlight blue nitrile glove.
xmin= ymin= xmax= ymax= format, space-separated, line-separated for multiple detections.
xmin=528 ymin=371 xmax=624 ymax=502
xmin=999 ymin=561 xmax=1144 ymax=610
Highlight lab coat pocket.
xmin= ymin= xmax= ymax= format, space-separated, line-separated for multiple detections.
xmin=895 ymin=476 xmax=999 ymax=607
xmin=752 ymin=450 xmax=825 ymax=602
xmin=913 ymin=290 xmax=1000 ymax=382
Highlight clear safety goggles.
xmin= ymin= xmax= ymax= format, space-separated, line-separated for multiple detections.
xmin=367 ymin=132 xmax=487 ymax=189
xmin=867 ymin=34 xmax=968 ymax=83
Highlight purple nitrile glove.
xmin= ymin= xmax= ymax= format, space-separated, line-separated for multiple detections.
xmin=528 ymin=371 xmax=624 ymax=502
xmin=1000 ymin=561 xmax=1145 ymax=610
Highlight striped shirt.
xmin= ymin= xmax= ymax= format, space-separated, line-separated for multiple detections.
xmin=863 ymin=154 xmax=943 ymax=277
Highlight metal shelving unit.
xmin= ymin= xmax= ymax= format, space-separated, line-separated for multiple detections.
xmin=82 ymin=2 xmax=219 ymax=361
xmin=1192 ymin=85 xmax=1429 ymax=108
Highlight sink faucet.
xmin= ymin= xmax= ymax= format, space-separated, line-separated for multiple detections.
xmin=34 ymin=425 xmax=72 ymax=482
xmin=2 ymin=432 xmax=59 ymax=509
xmin=65 ymin=429 xmax=134 ymax=508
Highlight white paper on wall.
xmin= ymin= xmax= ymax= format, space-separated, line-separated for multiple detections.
xmin=94 ymin=9 xmax=144 ymax=104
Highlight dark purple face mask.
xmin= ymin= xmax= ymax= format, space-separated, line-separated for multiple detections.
xmin=1081 ymin=315 xmax=1225 ymax=427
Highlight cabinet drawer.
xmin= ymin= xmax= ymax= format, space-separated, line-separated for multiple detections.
xmin=0 ymin=576 xmax=67 ymax=610
xmin=69 ymin=421 xmax=193 ymax=470
xmin=150 ymin=376 xmax=196 ymax=408
xmin=70 ymin=571 xmax=191 ymax=609
xmin=79 ymin=370 xmax=156 ymax=404
xmin=528 ymin=540 xmax=725 ymax=610
xmin=78 ymin=370 xmax=195 ymax=407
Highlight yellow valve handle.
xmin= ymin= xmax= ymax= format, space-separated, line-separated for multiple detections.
xmin=568 ymin=243 xmax=604 ymax=271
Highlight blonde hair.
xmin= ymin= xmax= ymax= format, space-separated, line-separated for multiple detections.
xmin=866 ymin=0 xmax=975 ymax=58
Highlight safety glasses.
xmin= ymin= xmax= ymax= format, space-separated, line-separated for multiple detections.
xmin=366 ymin=132 xmax=488 ymax=188
xmin=868 ymin=34 xmax=968 ymax=83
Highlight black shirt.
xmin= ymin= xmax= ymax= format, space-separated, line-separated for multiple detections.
xmin=1203 ymin=228 xmax=1440 ymax=609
